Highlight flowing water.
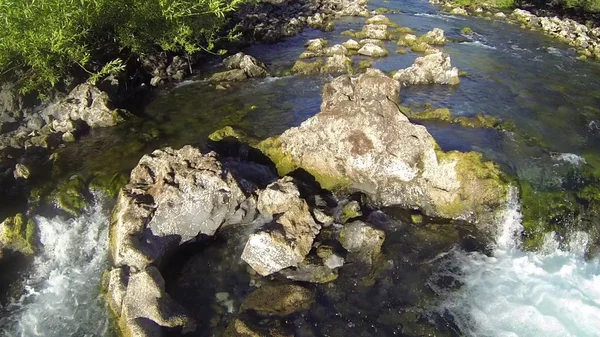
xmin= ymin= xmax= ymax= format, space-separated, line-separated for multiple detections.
xmin=2 ymin=0 xmax=600 ymax=335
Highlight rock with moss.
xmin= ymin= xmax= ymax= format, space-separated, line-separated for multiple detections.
xmin=324 ymin=44 xmax=348 ymax=56
xmin=360 ymin=38 xmax=386 ymax=47
xmin=358 ymin=43 xmax=389 ymax=57
xmin=338 ymin=221 xmax=385 ymax=264
xmin=280 ymin=257 xmax=340 ymax=283
xmin=361 ymin=24 xmax=390 ymax=40
xmin=240 ymin=283 xmax=315 ymax=316
xmin=89 ymin=172 xmax=129 ymax=199
xmin=52 ymin=176 xmax=88 ymax=217
xmin=419 ymin=28 xmax=447 ymax=45
xmin=223 ymin=52 xmax=270 ymax=78
xmin=393 ymin=52 xmax=460 ymax=86
xmin=398 ymin=33 xmax=417 ymax=46
xmin=365 ymin=14 xmax=395 ymax=26
xmin=210 ymin=69 xmax=248 ymax=82
xmin=341 ymin=200 xmax=362 ymax=223
xmin=241 ymin=177 xmax=320 ymax=276
xmin=323 ymin=55 xmax=353 ymax=74
xmin=461 ymin=27 xmax=474 ymax=35
xmin=410 ymin=41 xmax=436 ymax=53
xmin=0 ymin=213 xmax=35 ymax=258
xmin=356 ymin=60 xmax=373 ymax=73
xmin=254 ymin=69 xmax=508 ymax=229
xmin=342 ymin=39 xmax=361 ymax=50
xmin=305 ymin=38 xmax=328 ymax=52
xmin=292 ymin=59 xmax=324 ymax=75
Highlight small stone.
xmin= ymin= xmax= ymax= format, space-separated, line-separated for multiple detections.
xmin=62 ymin=131 xmax=75 ymax=143
xmin=339 ymin=221 xmax=385 ymax=264
xmin=411 ymin=214 xmax=423 ymax=224
xmin=450 ymin=7 xmax=468 ymax=15
xmin=358 ymin=43 xmax=389 ymax=57
xmin=13 ymin=163 xmax=30 ymax=180
xmin=150 ymin=76 xmax=162 ymax=87
xmin=324 ymin=254 xmax=345 ymax=269
xmin=494 ymin=12 xmax=507 ymax=18
xmin=342 ymin=39 xmax=361 ymax=50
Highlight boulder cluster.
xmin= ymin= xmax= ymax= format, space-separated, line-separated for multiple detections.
xmin=105 ymin=69 xmax=509 ymax=337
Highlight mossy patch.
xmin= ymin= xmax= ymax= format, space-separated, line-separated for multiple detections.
xmin=89 ymin=172 xmax=129 ymax=199
xmin=52 ymin=176 xmax=88 ymax=217
xmin=399 ymin=105 xmax=517 ymax=131
xmin=436 ymin=151 xmax=509 ymax=220
xmin=461 ymin=27 xmax=474 ymax=34
xmin=292 ymin=59 xmax=324 ymax=75
xmin=355 ymin=59 xmax=373 ymax=73
xmin=0 ymin=213 xmax=35 ymax=255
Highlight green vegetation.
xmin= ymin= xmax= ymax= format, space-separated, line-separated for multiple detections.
xmin=0 ymin=0 xmax=246 ymax=97
xmin=461 ymin=27 xmax=474 ymax=35
xmin=451 ymin=0 xmax=515 ymax=8
xmin=0 ymin=213 xmax=36 ymax=256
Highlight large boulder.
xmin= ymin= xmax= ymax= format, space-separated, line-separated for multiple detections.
xmin=110 ymin=147 xmax=256 ymax=270
xmin=361 ymin=24 xmax=389 ymax=40
xmin=393 ymin=52 xmax=460 ymax=86
xmin=241 ymin=177 xmax=321 ymax=276
xmin=106 ymin=147 xmax=258 ymax=337
xmin=255 ymin=69 xmax=508 ymax=228
xmin=223 ymin=52 xmax=270 ymax=78
xmin=41 ymin=83 xmax=124 ymax=128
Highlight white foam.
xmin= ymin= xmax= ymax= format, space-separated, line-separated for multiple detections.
xmin=0 ymin=198 xmax=111 ymax=337
xmin=551 ymin=152 xmax=587 ymax=166
xmin=461 ymin=40 xmax=497 ymax=50
xmin=437 ymin=187 xmax=600 ymax=337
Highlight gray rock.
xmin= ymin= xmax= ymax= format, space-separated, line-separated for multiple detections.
xmin=339 ymin=220 xmax=385 ymax=264
xmin=209 ymin=69 xmax=248 ymax=82
xmin=342 ymin=39 xmax=361 ymax=50
xmin=324 ymin=44 xmax=348 ymax=56
xmin=393 ymin=52 xmax=460 ymax=86
xmin=13 ymin=163 xmax=30 ymax=180
xmin=110 ymin=147 xmax=256 ymax=270
xmin=264 ymin=69 xmax=508 ymax=226
xmin=361 ymin=24 xmax=389 ymax=40
xmin=358 ymin=43 xmax=389 ymax=57
xmin=305 ymin=38 xmax=329 ymax=52
xmin=421 ymin=28 xmax=447 ymax=45
xmin=106 ymin=267 xmax=196 ymax=337
xmin=323 ymin=55 xmax=353 ymax=74
xmin=241 ymin=177 xmax=321 ymax=276
xmin=223 ymin=52 xmax=270 ymax=78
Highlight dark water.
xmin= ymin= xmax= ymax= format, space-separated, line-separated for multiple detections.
xmin=3 ymin=0 xmax=600 ymax=336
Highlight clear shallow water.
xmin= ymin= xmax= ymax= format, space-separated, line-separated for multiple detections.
xmin=2 ymin=0 xmax=600 ymax=336
xmin=0 ymin=198 xmax=112 ymax=337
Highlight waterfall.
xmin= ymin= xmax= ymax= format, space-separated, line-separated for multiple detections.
xmin=0 ymin=199 xmax=112 ymax=337
xmin=437 ymin=187 xmax=600 ymax=337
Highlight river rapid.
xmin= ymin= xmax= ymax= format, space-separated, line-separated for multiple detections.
xmin=2 ymin=0 xmax=600 ymax=336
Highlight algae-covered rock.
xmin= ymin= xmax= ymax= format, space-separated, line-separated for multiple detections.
xmin=253 ymin=69 xmax=508 ymax=228
xmin=342 ymin=39 xmax=361 ymax=50
xmin=52 ymin=176 xmax=88 ymax=217
xmin=292 ymin=59 xmax=324 ymax=75
xmin=324 ymin=44 xmax=348 ymax=56
xmin=355 ymin=60 xmax=373 ymax=73
xmin=461 ymin=27 xmax=474 ymax=35
xmin=361 ymin=24 xmax=389 ymax=40
xmin=210 ymin=69 xmax=248 ymax=82
xmin=224 ymin=318 xmax=292 ymax=337
xmin=89 ymin=172 xmax=128 ymax=199
xmin=341 ymin=200 xmax=362 ymax=223
xmin=365 ymin=14 xmax=395 ymax=26
xmin=223 ymin=52 xmax=270 ymax=78
xmin=305 ymin=38 xmax=329 ymax=52
xmin=419 ymin=28 xmax=447 ymax=45
xmin=323 ymin=55 xmax=353 ymax=74
xmin=0 ymin=213 xmax=35 ymax=257
xmin=240 ymin=284 xmax=315 ymax=316
xmin=338 ymin=221 xmax=385 ymax=264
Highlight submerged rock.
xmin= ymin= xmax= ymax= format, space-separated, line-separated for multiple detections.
xmin=254 ymin=69 xmax=508 ymax=227
xmin=240 ymin=283 xmax=315 ymax=316
xmin=339 ymin=220 xmax=385 ymax=264
xmin=393 ymin=52 xmax=460 ymax=86
xmin=241 ymin=177 xmax=321 ymax=276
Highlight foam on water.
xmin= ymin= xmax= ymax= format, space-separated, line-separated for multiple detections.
xmin=0 ymin=199 xmax=112 ymax=337
xmin=437 ymin=188 xmax=600 ymax=337
xmin=461 ymin=40 xmax=497 ymax=50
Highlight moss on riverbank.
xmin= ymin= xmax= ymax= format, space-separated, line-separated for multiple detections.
xmin=0 ymin=213 xmax=36 ymax=256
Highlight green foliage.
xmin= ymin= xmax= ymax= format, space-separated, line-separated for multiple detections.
xmin=554 ymin=0 xmax=600 ymax=12
xmin=451 ymin=0 xmax=515 ymax=8
xmin=0 ymin=0 xmax=246 ymax=96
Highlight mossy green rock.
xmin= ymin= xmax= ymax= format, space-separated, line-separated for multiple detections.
xmin=52 ymin=176 xmax=88 ymax=216
xmin=0 ymin=213 xmax=36 ymax=257
xmin=292 ymin=59 xmax=324 ymax=75
xmin=240 ymin=284 xmax=315 ymax=317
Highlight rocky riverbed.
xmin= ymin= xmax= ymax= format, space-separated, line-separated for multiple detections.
xmin=2 ymin=0 xmax=600 ymax=336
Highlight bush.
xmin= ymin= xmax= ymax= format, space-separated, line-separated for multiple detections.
xmin=0 ymin=0 xmax=246 ymax=97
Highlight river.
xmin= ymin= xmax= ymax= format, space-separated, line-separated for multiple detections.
xmin=1 ymin=0 xmax=600 ymax=336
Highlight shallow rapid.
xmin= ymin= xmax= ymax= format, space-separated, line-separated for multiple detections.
xmin=0 ymin=198 xmax=112 ymax=337
xmin=437 ymin=189 xmax=600 ymax=337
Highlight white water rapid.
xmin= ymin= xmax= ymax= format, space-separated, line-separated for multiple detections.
xmin=438 ymin=188 xmax=600 ymax=337
xmin=0 ymin=199 xmax=112 ymax=337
